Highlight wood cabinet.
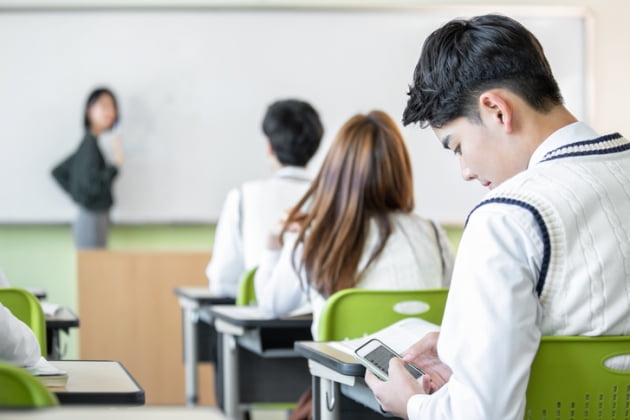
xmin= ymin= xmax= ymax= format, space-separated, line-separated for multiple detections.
xmin=78 ymin=251 xmax=216 ymax=405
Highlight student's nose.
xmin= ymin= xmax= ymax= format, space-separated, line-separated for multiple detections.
xmin=460 ymin=159 xmax=476 ymax=181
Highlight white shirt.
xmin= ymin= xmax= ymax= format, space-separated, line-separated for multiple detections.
xmin=255 ymin=212 xmax=454 ymax=338
xmin=407 ymin=122 xmax=610 ymax=419
xmin=0 ymin=302 xmax=41 ymax=367
xmin=206 ymin=166 xmax=311 ymax=297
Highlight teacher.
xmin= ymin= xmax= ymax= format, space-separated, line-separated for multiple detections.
xmin=52 ymin=87 xmax=123 ymax=249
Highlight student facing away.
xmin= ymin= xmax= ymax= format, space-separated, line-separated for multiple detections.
xmin=206 ymin=99 xmax=324 ymax=298
xmin=254 ymin=110 xmax=454 ymax=339
xmin=0 ymin=302 xmax=41 ymax=367
xmin=52 ymin=87 xmax=123 ymax=250
xmin=365 ymin=14 xmax=630 ymax=420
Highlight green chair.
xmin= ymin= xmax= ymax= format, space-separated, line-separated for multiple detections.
xmin=318 ymin=288 xmax=449 ymax=341
xmin=235 ymin=267 xmax=258 ymax=307
xmin=0 ymin=287 xmax=47 ymax=356
xmin=525 ymin=335 xmax=630 ymax=420
xmin=0 ymin=362 xmax=58 ymax=408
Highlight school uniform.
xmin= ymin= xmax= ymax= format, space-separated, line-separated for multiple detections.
xmin=52 ymin=132 xmax=118 ymax=249
xmin=255 ymin=212 xmax=454 ymax=338
xmin=0 ymin=302 xmax=41 ymax=367
xmin=408 ymin=122 xmax=630 ymax=420
xmin=206 ymin=166 xmax=311 ymax=298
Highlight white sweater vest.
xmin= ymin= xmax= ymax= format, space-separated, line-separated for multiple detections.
xmin=469 ymin=133 xmax=630 ymax=336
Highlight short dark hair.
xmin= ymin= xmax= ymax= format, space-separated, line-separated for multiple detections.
xmin=84 ymin=87 xmax=118 ymax=130
xmin=262 ymin=99 xmax=324 ymax=167
xmin=403 ymin=14 xmax=563 ymax=128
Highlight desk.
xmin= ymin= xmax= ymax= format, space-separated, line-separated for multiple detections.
xmin=295 ymin=341 xmax=389 ymax=420
xmin=0 ymin=407 xmax=225 ymax=419
xmin=174 ymin=286 xmax=234 ymax=406
xmin=45 ymin=307 xmax=80 ymax=360
xmin=209 ymin=305 xmax=313 ymax=420
xmin=50 ymin=360 xmax=144 ymax=405
xmin=25 ymin=286 xmax=47 ymax=300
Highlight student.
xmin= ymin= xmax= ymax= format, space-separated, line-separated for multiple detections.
xmin=365 ymin=14 xmax=630 ymax=420
xmin=52 ymin=87 xmax=123 ymax=250
xmin=0 ymin=302 xmax=41 ymax=367
xmin=255 ymin=110 xmax=454 ymax=338
xmin=206 ymin=99 xmax=324 ymax=298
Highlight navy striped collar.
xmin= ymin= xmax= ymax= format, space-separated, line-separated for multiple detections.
xmin=540 ymin=133 xmax=629 ymax=163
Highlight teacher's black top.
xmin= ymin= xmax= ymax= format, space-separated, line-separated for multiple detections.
xmin=52 ymin=132 xmax=119 ymax=211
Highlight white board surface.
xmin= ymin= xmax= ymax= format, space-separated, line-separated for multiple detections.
xmin=0 ymin=8 xmax=587 ymax=224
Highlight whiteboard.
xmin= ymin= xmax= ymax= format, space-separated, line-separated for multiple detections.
xmin=0 ymin=8 xmax=588 ymax=224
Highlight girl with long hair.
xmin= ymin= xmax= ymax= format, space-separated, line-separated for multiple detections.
xmin=255 ymin=110 xmax=453 ymax=337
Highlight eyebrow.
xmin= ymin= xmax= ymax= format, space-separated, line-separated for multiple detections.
xmin=441 ymin=134 xmax=452 ymax=150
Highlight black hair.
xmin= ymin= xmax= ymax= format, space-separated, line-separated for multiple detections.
xmin=403 ymin=14 xmax=563 ymax=128
xmin=262 ymin=99 xmax=324 ymax=167
xmin=84 ymin=87 xmax=119 ymax=130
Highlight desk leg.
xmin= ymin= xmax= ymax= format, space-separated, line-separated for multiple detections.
xmin=47 ymin=329 xmax=61 ymax=361
xmin=316 ymin=376 xmax=340 ymax=420
xmin=182 ymin=307 xmax=199 ymax=406
xmin=222 ymin=333 xmax=243 ymax=420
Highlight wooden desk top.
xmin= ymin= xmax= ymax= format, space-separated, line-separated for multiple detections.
xmin=45 ymin=307 xmax=79 ymax=329
xmin=50 ymin=361 xmax=144 ymax=405
xmin=210 ymin=305 xmax=312 ymax=328
xmin=173 ymin=286 xmax=234 ymax=305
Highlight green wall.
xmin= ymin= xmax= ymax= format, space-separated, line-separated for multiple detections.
xmin=0 ymin=223 xmax=461 ymax=359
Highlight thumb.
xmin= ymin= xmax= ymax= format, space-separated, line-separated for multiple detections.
xmin=421 ymin=374 xmax=433 ymax=394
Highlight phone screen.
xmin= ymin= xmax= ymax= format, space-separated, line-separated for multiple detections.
xmin=357 ymin=339 xmax=424 ymax=380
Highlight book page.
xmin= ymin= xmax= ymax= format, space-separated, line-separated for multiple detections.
xmin=328 ymin=317 xmax=440 ymax=357
xmin=25 ymin=356 xmax=67 ymax=376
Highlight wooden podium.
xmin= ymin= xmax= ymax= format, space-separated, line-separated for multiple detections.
xmin=77 ymin=251 xmax=216 ymax=405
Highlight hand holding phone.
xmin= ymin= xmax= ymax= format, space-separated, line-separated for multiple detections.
xmin=355 ymin=338 xmax=424 ymax=381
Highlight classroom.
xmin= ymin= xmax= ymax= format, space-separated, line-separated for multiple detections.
xmin=1 ymin=0 xmax=629 ymax=419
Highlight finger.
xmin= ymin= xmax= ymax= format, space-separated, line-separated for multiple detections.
xmin=364 ymin=370 xmax=380 ymax=389
xmin=421 ymin=374 xmax=433 ymax=394
xmin=401 ymin=352 xmax=416 ymax=363
xmin=388 ymin=356 xmax=406 ymax=373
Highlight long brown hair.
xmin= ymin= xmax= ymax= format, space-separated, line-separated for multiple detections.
xmin=284 ymin=110 xmax=414 ymax=297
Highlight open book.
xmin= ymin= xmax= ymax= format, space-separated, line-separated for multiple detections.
xmin=25 ymin=357 xmax=68 ymax=387
xmin=328 ymin=317 xmax=440 ymax=357
xmin=40 ymin=301 xmax=63 ymax=317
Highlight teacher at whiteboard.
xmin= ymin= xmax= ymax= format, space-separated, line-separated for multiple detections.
xmin=51 ymin=87 xmax=124 ymax=249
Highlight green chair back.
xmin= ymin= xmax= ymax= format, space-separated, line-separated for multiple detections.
xmin=525 ymin=335 xmax=630 ymax=420
xmin=318 ymin=288 xmax=449 ymax=341
xmin=236 ymin=267 xmax=258 ymax=306
xmin=0 ymin=287 xmax=47 ymax=356
xmin=0 ymin=362 xmax=58 ymax=408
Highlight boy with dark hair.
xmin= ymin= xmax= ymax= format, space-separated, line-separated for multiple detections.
xmin=206 ymin=99 xmax=323 ymax=297
xmin=366 ymin=14 xmax=630 ymax=419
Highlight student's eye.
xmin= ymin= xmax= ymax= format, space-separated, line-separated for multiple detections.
xmin=453 ymin=145 xmax=461 ymax=156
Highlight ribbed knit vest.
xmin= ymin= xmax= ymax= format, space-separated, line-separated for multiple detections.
xmin=467 ymin=134 xmax=630 ymax=336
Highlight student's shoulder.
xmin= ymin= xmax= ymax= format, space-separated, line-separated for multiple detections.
xmin=389 ymin=212 xmax=434 ymax=234
xmin=240 ymin=175 xmax=276 ymax=191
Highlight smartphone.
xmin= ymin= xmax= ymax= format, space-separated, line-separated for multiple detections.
xmin=354 ymin=338 xmax=424 ymax=381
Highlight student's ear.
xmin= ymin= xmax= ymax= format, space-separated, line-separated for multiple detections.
xmin=266 ymin=141 xmax=275 ymax=157
xmin=478 ymin=90 xmax=513 ymax=134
